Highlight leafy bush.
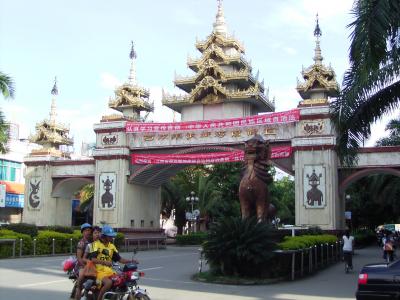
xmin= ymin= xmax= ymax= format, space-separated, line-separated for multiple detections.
xmin=203 ymin=217 xmax=276 ymax=277
xmin=353 ymin=228 xmax=375 ymax=247
xmin=4 ymin=223 xmax=38 ymax=237
xmin=36 ymin=230 xmax=80 ymax=255
xmin=278 ymin=234 xmax=338 ymax=250
xmin=176 ymin=232 xmax=207 ymax=245
xmin=45 ymin=226 xmax=74 ymax=234
xmin=301 ymin=226 xmax=324 ymax=235
xmin=114 ymin=232 xmax=125 ymax=248
xmin=0 ymin=229 xmax=33 ymax=257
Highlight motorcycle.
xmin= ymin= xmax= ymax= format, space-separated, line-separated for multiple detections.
xmin=62 ymin=257 xmax=79 ymax=299
xmin=81 ymin=261 xmax=150 ymax=300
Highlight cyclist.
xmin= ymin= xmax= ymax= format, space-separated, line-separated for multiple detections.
xmin=88 ymin=225 xmax=136 ymax=300
xmin=342 ymin=230 xmax=355 ymax=273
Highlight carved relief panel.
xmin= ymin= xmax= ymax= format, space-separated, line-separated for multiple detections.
xmin=99 ymin=172 xmax=116 ymax=210
xmin=303 ymin=165 xmax=326 ymax=209
xmin=28 ymin=177 xmax=42 ymax=210
xmin=300 ymin=120 xmax=325 ymax=135
xmin=101 ymin=134 xmax=118 ymax=146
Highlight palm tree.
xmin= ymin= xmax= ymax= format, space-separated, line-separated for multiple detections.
xmin=331 ymin=0 xmax=400 ymax=164
xmin=376 ymin=117 xmax=400 ymax=146
xmin=0 ymin=71 xmax=14 ymax=153
xmin=79 ymin=183 xmax=94 ymax=223
xmin=0 ymin=71 xmax=15 ymax=99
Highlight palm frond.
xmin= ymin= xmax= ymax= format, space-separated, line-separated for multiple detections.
xmin=0 ymin=71 xmax=15 ymax=99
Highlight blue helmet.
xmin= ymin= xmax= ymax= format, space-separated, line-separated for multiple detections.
xmin=80 ymin=223 xmax=92 ymax=232
xmin=102 ymin=225 xmax=117 ymax=237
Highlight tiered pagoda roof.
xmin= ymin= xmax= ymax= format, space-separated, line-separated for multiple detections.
xmin=297 ymin=15 xmax=340 ymax=103
xmin=162 ymin=0 xmax=274 ymax=113
xmin=108 ymin=42 xmax=153 ymax=121
xmin=29 ymin=78 xmax=73 ymax=151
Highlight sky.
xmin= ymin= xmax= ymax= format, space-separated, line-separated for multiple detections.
xmin=0 ymin=0 xmax=394 ymax=153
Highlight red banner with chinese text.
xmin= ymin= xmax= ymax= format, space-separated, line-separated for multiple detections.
xmin=126 ymin=109 xmax=300 ymax=133
xmin=131 ymin=146 xmax=292 ymax=164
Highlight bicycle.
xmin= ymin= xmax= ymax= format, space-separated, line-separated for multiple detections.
xmin=343 ymin=251 xmax=353 ymax=274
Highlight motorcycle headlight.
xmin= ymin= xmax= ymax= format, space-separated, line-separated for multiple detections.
xmin=131 ymin=271 xmax=139 ymax=280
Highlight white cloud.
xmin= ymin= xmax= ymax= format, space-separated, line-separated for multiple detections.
xmin=100 ymin=72 xmax=121 ymax=90
xmin=147 ymin=86 xmax=178 ymax=123
xmin=283 ymin=47 xmax=297 ymax=56
xmin=271 ymin=86 xmax=301 ymax=112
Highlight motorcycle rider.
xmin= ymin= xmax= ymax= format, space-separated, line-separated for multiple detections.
xmin=74 ymin=225 xmax=101 ymax=300
xmin=73 ymin=223 xmax=93 ymax=300
xmin=89 ymin=225 xmax=137 ymax=300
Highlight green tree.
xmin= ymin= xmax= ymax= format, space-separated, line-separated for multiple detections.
xmin=0 ymin=71 xmax=14 ymax=154
xmin=206 ymin=162 xmax=242 ymax=220
xmin=270 ymin=176 xmax=295 ymax=224
xmin=0 ymin=71 xmax=15 ymax=99
xmin=79 ymin=183 xmax=94 ymax=223
xmin=376 ymin=117 xmax=400 ymax=146
xmin=346 ymin=174 xmax=400 ymax=228
xmin=331 ymin=0 xmax=400 ymax=164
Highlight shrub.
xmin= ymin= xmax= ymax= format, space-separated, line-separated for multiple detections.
xmin=353 ymin=228 xmax=375 ymax=247
xmin=45 ymin=226 xmax=74 ymax=234
xmin=114 ymin=232 xmax=125 ymax=248
xmin=176 ymin=232 xmax=207 ymax=245
xmin=0 ymin=229 xmax=33 ymax=258
xmin=301 ymin=226 xmax=324 ymax=235
xmin=203 ymin=217 xmax=276 ymax=277
xmin=278 ymin=234 xmax=338 ymax=250
xmin=36 ymin=230 xmax=80 ymax=255
xmin=4 ymin=223 xmax=38 ymax=237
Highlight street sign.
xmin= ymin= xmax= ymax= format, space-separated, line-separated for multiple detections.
xmin=185 ymin=212 xmax=192 ymax=220
xmin=0 ymin=184 xmax=6 ymax=208
xmin=193 ymin=209 xmax=200 ymax=218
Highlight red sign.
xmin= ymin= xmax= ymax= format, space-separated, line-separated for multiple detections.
xmin=131 ymin=146 xmax=292 ymax=164
xmin=126 ymin=109 xmax=300 ymax=133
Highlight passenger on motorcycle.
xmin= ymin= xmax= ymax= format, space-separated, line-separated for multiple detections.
xmin=73 ymin=223 xmax=93 ymax=300
xmin=88 ymin=225 xmax=137 ymax=300
xmin=74 ymin=225 xmax=101 ymax=300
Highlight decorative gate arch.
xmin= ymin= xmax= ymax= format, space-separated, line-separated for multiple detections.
xmin=22 ymin=2 xmax=400 ymax=229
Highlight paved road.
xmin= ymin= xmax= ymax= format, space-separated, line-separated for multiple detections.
xmin=0 ymin=245 xmax=387 ymax=300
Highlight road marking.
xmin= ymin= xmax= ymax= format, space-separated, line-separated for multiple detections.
xmin=140 ymin=266 xmax=163 ymax=271
xmin=18 ymin=279 xmax=69 ymax=288
xmin=138 ymin=253 xmax=198 ymax=260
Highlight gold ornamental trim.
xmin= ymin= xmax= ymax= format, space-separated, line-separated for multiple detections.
xmin=187 ymin=44 xmax=251 ymax=70
xmin=196 ymin=32 xmax=245 ymax=53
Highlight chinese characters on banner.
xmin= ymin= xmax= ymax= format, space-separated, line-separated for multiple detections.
xmin=131 ymin=146 xmax=292 ymax=164
xmin=126 ymin=109 xmax=300 ymax=133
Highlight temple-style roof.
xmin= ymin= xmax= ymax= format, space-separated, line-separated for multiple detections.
xmin=162 ymin=0 xmax=273 ymax=113
xmin=29 ymin=78 xmax=73 ymax=150
xmin=297 ymin=15 xmax=340 ymax=102
xmin=108 ymin=42 xmax=154 ymax=120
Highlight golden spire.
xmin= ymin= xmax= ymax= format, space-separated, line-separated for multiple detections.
xmin=313 ymin=13 xmax=323 ymax=65
xmin=128 ymin=41 xmax=137 ymax=85
xmin=50 ymin=77 xmax=58 ymax=125
xmin=213 ymin=0 xmax=227 ymax=36
xmin=29 ymin=76 xmax=73 ymax=152
xmin=108 ymin=41 xmax=153 ymax=120
xmin=296 ymin=14 xmax=339 ymax=102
